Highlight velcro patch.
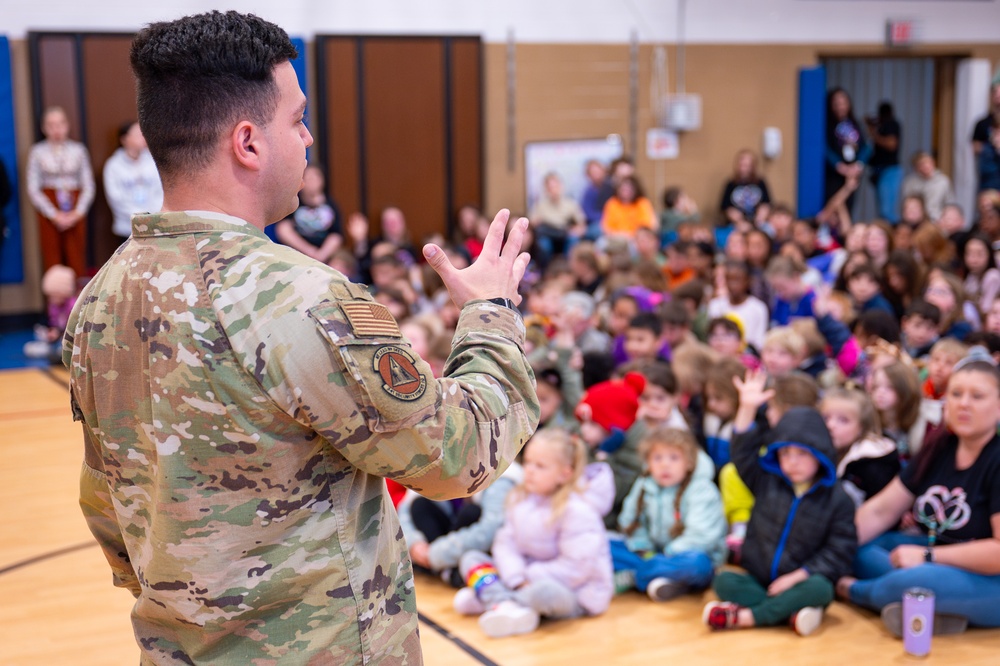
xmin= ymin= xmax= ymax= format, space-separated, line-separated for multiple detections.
xmin=341 ymin=302 xmax=401 ymax=338
xmin=373 ymin=346 xmax=428 ymax=401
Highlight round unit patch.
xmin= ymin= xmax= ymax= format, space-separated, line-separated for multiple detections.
xmin=373 ymin=346 xmax=427 ymax=401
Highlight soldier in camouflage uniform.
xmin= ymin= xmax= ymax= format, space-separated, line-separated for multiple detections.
xmin=63 ymin=11 xmax=538 ymax=665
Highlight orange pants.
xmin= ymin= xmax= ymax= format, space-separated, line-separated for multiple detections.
xmin=38 ymin=188 xmax=87 ymax=276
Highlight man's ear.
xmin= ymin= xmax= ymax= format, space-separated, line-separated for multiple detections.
xmin=231 ymin=120 xmax=262 ymax=171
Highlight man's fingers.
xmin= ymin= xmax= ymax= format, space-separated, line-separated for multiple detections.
xmin=422 ymin=243 xmax=455 ymax=282
xmin=501 ymin=217 xmax=528 ymax=264
xmin=479 ymin=209 xmax=511 ymax=260
xmin=510 ymin=251 xmax=531 ymax=305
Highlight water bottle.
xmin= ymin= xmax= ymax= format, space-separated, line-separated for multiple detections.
xmin=903 ymin=587 xmax=935 ymax=657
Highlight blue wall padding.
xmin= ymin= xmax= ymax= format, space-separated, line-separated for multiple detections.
xmin=797 ymin=66 xmax=827 ymax=220
xmin=265 ymin=36 xmax=309 ymax=243
xmin=0 ymin=36 xmax=24 ymax=284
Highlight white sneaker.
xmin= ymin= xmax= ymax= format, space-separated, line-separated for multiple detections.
xmin=453 ymin=587 xmax=485 ymax=615
xmin=791 ymin=606 xmax=823 ymax=636
xmin=646 ymin=577 xmax=687 ymax=602
xmin=478 ymin=600 xmax=540 ymax=638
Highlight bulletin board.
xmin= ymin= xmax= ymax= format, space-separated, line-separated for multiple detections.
xmin=523 ymin=136 xmax=623 ymax=213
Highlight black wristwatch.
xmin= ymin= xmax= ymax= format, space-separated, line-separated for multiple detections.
xmin=486 ymin=297 xmax=518 ymax=312
xmin=924 ymin=546 xmax=934 ymax=563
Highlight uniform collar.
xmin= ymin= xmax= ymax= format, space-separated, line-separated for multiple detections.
xmin=131 ymin=210 xmax=268 ymax=240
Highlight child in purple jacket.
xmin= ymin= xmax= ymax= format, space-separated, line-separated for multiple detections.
xmin=452 ymin=429 xmax=614 ymax=638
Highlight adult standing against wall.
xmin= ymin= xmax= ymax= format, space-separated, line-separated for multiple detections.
xmin=64 ymin=11 xmax=539 ymax=664
xmin=26 ymin=106 xmax=94 ymax=275
xmin=865 ymin=101 xmax=902 ymax=224
xmin=972 ymin=82 xmax=1000 ymax=193
xmin=826 ymin=88 xmax=870 ymax=217
xmin=103 ymin=120 xmax=163 ymax=239
xmin=719 ymin=149 xmax=771 ymax=230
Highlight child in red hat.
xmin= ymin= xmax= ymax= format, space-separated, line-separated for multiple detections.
xmin=575 ymin=371 xmax=646 ymax=459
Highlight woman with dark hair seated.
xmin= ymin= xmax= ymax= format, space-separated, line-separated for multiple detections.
xmin=838 ymin=351 xmax=1000 ymax=635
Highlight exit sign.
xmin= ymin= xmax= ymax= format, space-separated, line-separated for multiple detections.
xmin=886 ymin=19 xmax=920 ymax=47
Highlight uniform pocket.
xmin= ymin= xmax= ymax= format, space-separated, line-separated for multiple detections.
xmin=308 ymin=300 xmax=440 ymax=432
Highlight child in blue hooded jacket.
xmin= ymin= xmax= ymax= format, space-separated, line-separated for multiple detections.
xmin=703 ymin=370 xmax=857 ymax=636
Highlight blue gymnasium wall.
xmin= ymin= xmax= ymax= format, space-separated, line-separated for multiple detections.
xmin=0 ymin=36 xmax=23 ymax=284
xmin=797 ymin=66 xmax=827 ymax=220
xmin=265 ymin=36 xmax=308 ymax=243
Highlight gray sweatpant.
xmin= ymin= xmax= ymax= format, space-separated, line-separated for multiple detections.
xmin=460 ymin=550 xmax=585 ymax=619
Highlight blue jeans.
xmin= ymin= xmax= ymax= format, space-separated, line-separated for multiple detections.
xmin=850 ymin=531 xmax=1000 ymax=627
xmin=873 ymin=165 xmax=902 ymax=224
xmin=610 ymin=539 xmax=715 ymax=591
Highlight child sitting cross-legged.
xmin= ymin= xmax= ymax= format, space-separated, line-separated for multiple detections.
xmin=612 ymin=427 xmax=727 ymax=601
xmin=452 ymin=429 xmax=614 ymax=638
xmin=704 ymin=370 xmax=858 ymax=636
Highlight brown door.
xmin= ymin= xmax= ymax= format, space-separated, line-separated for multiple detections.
xmin=316 ymin=36 xmax=482 ymax=244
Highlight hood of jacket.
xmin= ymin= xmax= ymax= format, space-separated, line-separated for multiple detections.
xmin=759 ymin=407 xmax=838 ymax=487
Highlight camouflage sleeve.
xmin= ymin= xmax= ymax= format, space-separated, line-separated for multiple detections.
xmin=258 ymin=292 xmax=539 ymax=501
xmin=78 ymin=423 xmax=141 ymax=598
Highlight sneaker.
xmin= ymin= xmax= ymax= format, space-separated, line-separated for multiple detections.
xmin=647 ymin=577 xmax=687 ymax=602
xmin=613 ymin=570 xmax=636 ymax=595
xmin=453 ymin=587 xmax=485 ymax=616
xmin=790 ymin=606 xmax=823 ymax=636
xmin=703 ymin=601 xmax=741 ymax=630
xmin=478 ymin=600 xmax=540 ymax=638
xmin=880 ymin=602 xmax=969 ymax=639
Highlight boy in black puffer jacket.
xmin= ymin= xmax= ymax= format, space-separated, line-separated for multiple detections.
xmin=703 ymin=370 xmax=857 ymax=636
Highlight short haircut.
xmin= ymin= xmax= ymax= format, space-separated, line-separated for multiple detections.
xmin=658 ymin=299 xmax=691 ymax=327
xmin=629 ymin=311 xmax=663 ymax=336
xmin=708 ymin=316 xmax=743 ymax=341
xmin=705 ymin=358 xmax=746 ymax=407
xmin=904 ymin=299 xmax=941 ymax=326
xmin=765 ymin=255 xmax=806 ymax=279
xmin=770 ymin=203 xmax=794 ymax=217
xmin=663 ymin=186 xmax=682 ymax=209
xmin=930 ymin=337 xmax=968 ymax=359
xmin=964 ymin=332 xmax=1000 ymax=357
xmin=671 ymin=280 xmax=707 ymax=309
xmin=771 ymin=372 xmax=820 ymax=412
xmin=855 ymin=310 xmax=901 ymax=345
xmin=847 ymin=262 xmax=881 ymax=284
xmin=130 ymin=11 xmax=297 ymax=183
xmin=637 ymin=360 xmax=678 ymax=395
xmin=763 ymin=326 xmax=806 ymax=358
xmin=561 ymin=291 xmax=596 ymax=319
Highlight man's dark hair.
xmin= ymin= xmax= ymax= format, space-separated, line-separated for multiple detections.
xmin=904 ymin=299 xmax=941 ymax=326
xmin=629 ymin=311 xmax=663 ymax=337
xmin=130 ymin=11 xmax=297 ymax=182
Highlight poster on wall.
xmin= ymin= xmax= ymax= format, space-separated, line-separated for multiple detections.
xmin=524 ymin=136 xmax=623 ymax=213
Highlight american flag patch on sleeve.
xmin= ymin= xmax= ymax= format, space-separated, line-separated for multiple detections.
xmin=341 ymin=301 xmax=402 ymax=338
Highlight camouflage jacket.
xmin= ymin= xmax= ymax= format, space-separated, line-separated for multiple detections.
xmin=64 ymin=211 xmax=539 ymax=665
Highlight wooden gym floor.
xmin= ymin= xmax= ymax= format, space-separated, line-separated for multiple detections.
xmin=2 ymin=366 xmax=998 ymax=665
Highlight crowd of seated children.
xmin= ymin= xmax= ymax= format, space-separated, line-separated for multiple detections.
xmin=268 ymin=148 xmax=1000 ymax=641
